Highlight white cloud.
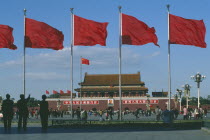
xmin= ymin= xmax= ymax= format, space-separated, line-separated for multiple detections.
xmin=0 ymin=46 xmax=161 ymax=81
xmin=145 ymin=51 xmax=160 ymax=58
xmin=25 ymin=72 xmax=67 ymax=80
xmin=0 ymin=59 xmax=22 ymax=67
xmin=0 ymin=46 xmax=144 ymax=69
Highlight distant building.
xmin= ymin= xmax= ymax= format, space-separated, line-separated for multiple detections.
xmin=75 ymin=72 xmax=148 ymax=97
xmin=47 ymin=72 xmax=174 ymax=111
xmin=152 ymin=91 xmax=168 ymax=97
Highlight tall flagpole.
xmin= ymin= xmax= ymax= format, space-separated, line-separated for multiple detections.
xmin=80 ymin=56 xmax=82 ymax=111
xmin=23 ymin=9 xmax=27 ymax=97
xmin=70 ymin=8 xmax=74 ymax=118
xmin=167 ymin=5 xmax=171 ymax=110
xmin=118 ymin=6 xmax=122 ymax=121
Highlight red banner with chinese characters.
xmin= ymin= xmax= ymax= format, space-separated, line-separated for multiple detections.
xmin=123 ymin=100 xmax=159 ymax=104
xmin=63 ymin=100 xmax=99 ymax=105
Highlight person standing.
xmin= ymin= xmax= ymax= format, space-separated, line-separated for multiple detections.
xmin=40 ymin=95 xmax=49 ymax=130
xmin=1 ymin=94 xmax=14 ymax=130
xmin=109 ymin=109 xmax=113 ymax=120
xmin=204 ymin=108 xmax=207 ymax=118
xmin=99 ymin=110 xmax=102 ymax=120
xmin=84 ymin=110 xmax=88 ymax=122
xmin=81 ymin=109 xmax=85 ymax=120
xmin=72 ymin=109 xmax=75 ymax=118
xmin=155 ymin=106 xmax=161 ymax=121
xmin=194 ymin=108 xmax=199 ymax=119
xmin=76 ymin=107 xmax=81 ymax=120
xmin=17 ymin=94 xmax=30 ymax=131
xmin=199 ymin=107 xmax=203 ymax=119
xmin=183 ymin=106 xmax=188 ymax=120
xmin=105 ymin=109 xmax=109 ymax=120
xmin=161 ymin=106 xmax=173 ymax=123
xmin=35 ymin=109 xmax=39 ymax=119
xmin=16 ymin=110 xmax=19 ymax=119
xmin=134 ymin=109 xmax=139 ymax=119
xmin=174 ymin=108 xmax=179 ymax=119
xmin=81 ymin=109 xmax=88 ymax=123
xmin=117 ymin=109 xmax=120 ymax=120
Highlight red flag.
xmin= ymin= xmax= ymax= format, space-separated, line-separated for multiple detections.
xmin=25 ymin=18 xmax=64 ymax=50
xmin=81 ymin=58 xmax=90 ymax=65
xmin=169 ymin=14 xmax=206 ymax=48
xmin=74 ymin=15 xmax=108 ymax=46
xmin=0 ymin=25 xmax=17 ymax=50
xmin=122 ymin=13 xmax=159 ymax=46
xmin=46 ymin=90 xmax=49 ymax=94
xmin=67 ymin=90 xmax=71 ymax=94
xmin=53 ymin=90 xmax=58 ymax=94
xmin=60 ymin=90 xmax=64 ymax=94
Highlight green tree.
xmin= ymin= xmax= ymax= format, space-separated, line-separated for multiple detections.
xmin=48 ymin=94 xmax=60 ymax=98
xmin=28 ymin=97 xmax=41 ymax=107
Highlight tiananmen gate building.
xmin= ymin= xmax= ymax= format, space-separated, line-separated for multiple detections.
xmin=47 ymin=72 xmax=175 ymax=111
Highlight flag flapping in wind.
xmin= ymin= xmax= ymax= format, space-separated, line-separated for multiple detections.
xmin=0 ymin=25 xmax=17 ymax=50
xmin=81 ymin=58 xmax=90 ymax=65
xmin=122 ymin=13 xmax=159 ymax=47
xmin=25 ymin=18 xmax=64 ymax=50
xmin=169 ymin=14 xmax=206 ymax=48
xmin=46 ymin=90 xmax=49 ymax=94
xmin=60 ymin=90 xmax=64 ymax=94
xmin=53 ymin=90 xmax=58 ymax=94
xmin=67 ymin=90 xmax=71 ymax=94
xmin=74 ymin=15 xmax=108 ymax=46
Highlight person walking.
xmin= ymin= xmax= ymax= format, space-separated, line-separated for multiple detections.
xmin=1 ymin=94 xmax=14 ymax=130
xmin=40 ymin=95 xmax=49 ymax=130
xmin=17 ymin=94 xmax=30 ymax=131
xmin=134 ymin=109 xmax=139 ymax=119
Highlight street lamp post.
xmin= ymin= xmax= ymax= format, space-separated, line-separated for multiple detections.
xmin=191 ymin=72 xmax=206 ymax=108
xmin=176 ymin=89 xmax=182 ymax=112
xmin=182 ymin=84 xmax=191 ymax=109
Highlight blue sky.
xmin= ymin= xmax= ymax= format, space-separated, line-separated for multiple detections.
xmin=0 ymin=0 xmax=210 ymax=100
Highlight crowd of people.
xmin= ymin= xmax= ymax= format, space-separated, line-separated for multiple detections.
xmin=68 ymin=106 xmax=208 ymax=123
xmin=1 ymin=94 xmax=209 ymax=131
xmin=71 ymin=107 xmax=116 ymax=121
xmin=183 ymin=106 xmax=208 ymax=120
